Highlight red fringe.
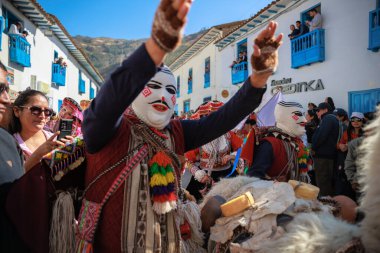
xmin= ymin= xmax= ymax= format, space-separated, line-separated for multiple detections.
xmin=152 ymin=192 xmax=177 ymax=202
xmin=149 ymin=151 xmax=172 ymax=167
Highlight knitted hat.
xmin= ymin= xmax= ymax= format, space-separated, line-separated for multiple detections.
xmin=62 ymin=97 xmax=83 ymax=122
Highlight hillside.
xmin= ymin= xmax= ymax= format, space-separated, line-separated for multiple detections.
xmin=73 ymin=30 xmax=205 ymax=79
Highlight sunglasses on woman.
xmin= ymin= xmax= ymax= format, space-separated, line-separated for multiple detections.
xmin=0 ymin=82 xmax=10 ymax=94
xmin=350 ymin=118 xmax=362 ymax=123
xmin=19 ymin=106 xmax=54 ymax=117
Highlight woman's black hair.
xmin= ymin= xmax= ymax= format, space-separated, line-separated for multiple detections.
xmin=308 ymin=102 xmax=317 ymax=109
xmin=347 ymin=119 xmax=364 ymax=142
xmin=10 ymin=89 xmax=48 ymax=134
xmin=326 ymin=97 xmax=335 ymax=111
xmin=307 ymin=109 xmax=320 ymax=125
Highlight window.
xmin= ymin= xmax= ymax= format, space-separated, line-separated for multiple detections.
xmin=78 ymin=70 xmax=85 ymax=94
xmin=369 ymin=4 xmax=380 ymax=51
xmin=174 ymin=104 xmax=178 ymax=115
xmin=90 ymin=81 xmax=95 ymax=99
xmin=2 ymin=7 xmax=22 ymax=34
xmin=291 ymin=4 xmax=325 ymax=68
xmin=237 ymin=39 xmax=247 ymax=57
xmin=204 ymin=57 xmax=210 ymax=88
xmin=231 ymin=39 xmax=248 ymax=85
xmin=300 ymin=4 xmax=321 ymax=26
xmin=54 ymin=50 xmax=58 ymax=60
xmin=188 ymin=68 xmax=193 ymax=94
xmin=203 ymin=96 xmax=212 ymax=103
xmin=58 ymin=99 xmax=63 ymax=112
xmin=183 ymin=100 xmax=190 ymax=113
xmin=177 ymin=76 xmax=180 ymax=97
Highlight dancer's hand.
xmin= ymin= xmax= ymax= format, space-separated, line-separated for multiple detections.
xmin=250 ymin=21 xmax=283 ymax=88
xmin=146 ymin=0 xmax=193 ymax=65
xmin=222 ymin=154 xmax=235 ymax=165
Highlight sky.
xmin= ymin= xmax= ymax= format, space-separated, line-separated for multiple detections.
xmin=38 ymin=0 xmax=273 ymax=39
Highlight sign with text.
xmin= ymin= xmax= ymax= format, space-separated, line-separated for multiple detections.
xmin=270 ymin=78 xmax=324 ymax=94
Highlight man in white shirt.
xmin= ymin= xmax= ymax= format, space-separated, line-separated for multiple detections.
xmin=306 ymin=9 xmax=322 ymax=31
xmin=8 ymin=22 xmax=22 ymax=35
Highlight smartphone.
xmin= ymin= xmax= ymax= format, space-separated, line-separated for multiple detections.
xmin=58 ymin=119 xmax=73 ymax=140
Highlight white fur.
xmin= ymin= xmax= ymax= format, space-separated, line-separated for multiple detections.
xmin=358 ymin=105 xmax=380 ymax=252
xmin=258 ymin=213 xmax=360 ymax=253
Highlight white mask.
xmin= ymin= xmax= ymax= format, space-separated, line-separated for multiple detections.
xmin=274 ymin=101 xmax=306 ymax=137
xmin=132 ymin=66 xmax=177 ymax=129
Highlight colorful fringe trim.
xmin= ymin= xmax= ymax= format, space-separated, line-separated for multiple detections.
xmin=149 ymin=151 xmax=177 ymax=214
xmin=76 ymin=239 xmax=93 ymax=253
xmin=297 ymin=142 xmax=313 ymax=182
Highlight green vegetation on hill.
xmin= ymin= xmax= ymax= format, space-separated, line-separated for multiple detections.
xmin=74 ymin=30 xmax=205 ymax=79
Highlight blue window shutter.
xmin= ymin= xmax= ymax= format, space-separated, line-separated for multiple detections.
xmin=78 ymin=70 xmax=86 ymax=94
xmin=58 ymin=99 xmax=63 ymax=112
xmin=177 ymin=76 xmax=180 ymax=97
xmin=54 ymin=50 xmax=58 ymax=60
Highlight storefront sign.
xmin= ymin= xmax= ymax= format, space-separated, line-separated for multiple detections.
xmin=271 ymin=78 xmax=324 ymax=94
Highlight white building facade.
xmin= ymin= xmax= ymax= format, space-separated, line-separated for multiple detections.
xmin=0 ymin=0 xmax=103 ymax=112
xmin=171 ymin=0 xmax=380 ymax=115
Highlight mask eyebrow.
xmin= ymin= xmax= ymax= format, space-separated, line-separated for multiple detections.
xmin=166 ymin=84 xmax=176 ymax=91
xmin=293 ymin=111 xmax=303 ymax=116
xmin=148 ymin=80 xmax=163 ymax=86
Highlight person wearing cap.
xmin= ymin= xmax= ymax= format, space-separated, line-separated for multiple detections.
xmin=334 ymin=112 xmax=364 ymax=198
xmin=312 ymin=102 xmax=340 ymax=196
xmin=338 ymin=112 xmax=364 ymax=153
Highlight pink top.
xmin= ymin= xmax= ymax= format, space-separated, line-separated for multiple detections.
xmin=13 ymin=130 xmax=54 ymax=159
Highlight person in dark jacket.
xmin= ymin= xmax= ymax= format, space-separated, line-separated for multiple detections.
xmin=294 ymin=20 xmax=309 ymax=37
xmin=312 ymin=102 xmax=339 ymax=196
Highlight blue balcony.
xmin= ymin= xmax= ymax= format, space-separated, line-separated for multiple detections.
xmin=90 ymin=87 xmax=95 ymax=99
xmin=9 ymin=34 xmax=31 ymax=67
xmin=369 ymin=8 xmax=380 ymax=51
xmin=79 ymin=79 xmax=86 ymax=94
xmin=291 ymin=29 xmax=325 ymax=68
xmin=204 ymin=72 xmax=210 ymax=88
xmin=52 ymin=63 xmax=66 ymax=86
xmin=231 ymin=62 xmax=248 ymax=84
xmin=188 ymin=80 xmax=192 ymax=94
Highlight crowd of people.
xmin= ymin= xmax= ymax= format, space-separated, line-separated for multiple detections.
xmin=0 ymin=1 xmax=379 ymax=253
xmin=304 ymin=96 xmax=376 ymax=202
xmin=8 ymin=22 xmax=29 ymax=39
xmin=229 ymin=50 xmax=248 ymax=68
xmin=288 ymin=8 xmax=323 ymax=40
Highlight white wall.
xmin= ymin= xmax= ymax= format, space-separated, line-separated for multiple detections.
xmin=173 ymin=40 xmax=219 ymax=113
xmin=0 ymin=1 xmax=99 ymax=111
xmin=221 ymin=0 xmax=380 ymax=110
xmin=173 ymin=0 xmax=380 ymax=113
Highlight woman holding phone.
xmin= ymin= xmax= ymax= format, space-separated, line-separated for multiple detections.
xmin=10 ymin=89 xmax=68 ymax=171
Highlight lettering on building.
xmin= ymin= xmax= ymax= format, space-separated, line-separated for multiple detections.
xmin=271 ymin=78 xmax=324 ymax=94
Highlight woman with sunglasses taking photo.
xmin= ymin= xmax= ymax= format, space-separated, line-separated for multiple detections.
xmin=335 ymin=112 xmax=365 ymax=199
xmin=10 ymin=89 xmax=67 ymax=171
